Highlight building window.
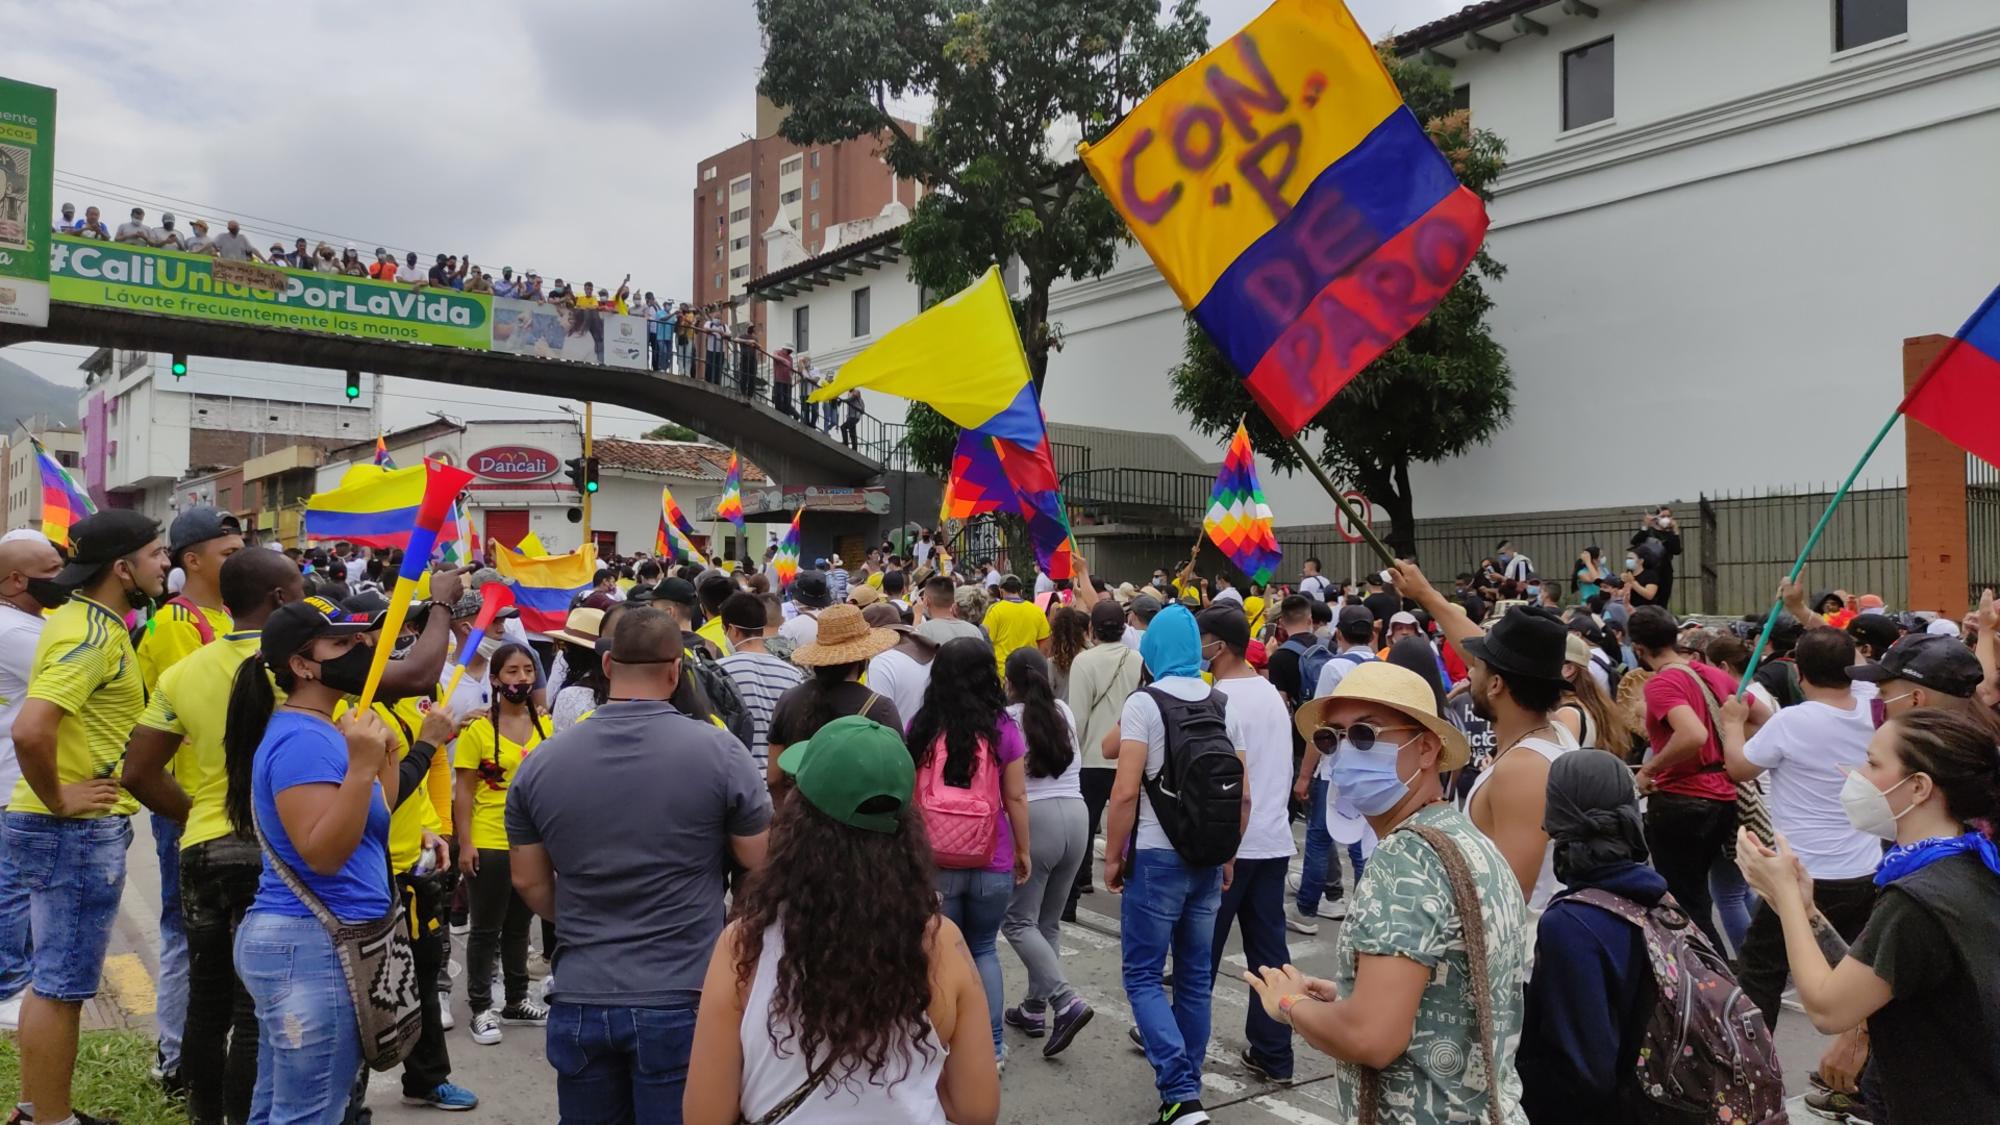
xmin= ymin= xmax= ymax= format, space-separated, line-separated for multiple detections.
xmin=1561 ymin=38 xmax=1614 ymax=130
xmin=1451 ymin=84 xmax=1471 ymax=111
xmin=809 ymin=180 xmax=820 ymax=201
xmin=730 ymin=207 xmax=750 ymax=223
xmin=809 ymin=212 xmax=821 ymax=230
xmin=714 ymin=189 xmax=723 ymax=206
xmin=714 ymin=245 xmax=723 ymax=260
xmin=852 ymin=287 xmax=871 ymax=337
xmin=780 ymin=155 xmax=803 ymax=175
xmin=730 ymin=265 xmax=750 ymax=280
xmin=810 ymin=151 xmax=820 ymax=169
xmin=730 ymin=236 xmax=749 ymax=251
xmin=780 ymin=188 xmax=802 ymax=205
xmin=793 ymin=306 xmax=810 ymax=353
xmin=730 ymin=177 xmax=751 ymax=196
xmin=703 ymin=166 xmax=717 ymax=182
xmin=714 ymin=272 xmax=724 ymax=290
xmin=1834 ymin=0 xmax=1905 ymax=50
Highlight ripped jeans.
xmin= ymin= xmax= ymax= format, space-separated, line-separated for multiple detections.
xmin=236 ymin=911 xmax=361 ymax=1125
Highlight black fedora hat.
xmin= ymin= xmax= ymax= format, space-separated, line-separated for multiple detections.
xmin=1461 ymin=605 xmax=1569 ymax=683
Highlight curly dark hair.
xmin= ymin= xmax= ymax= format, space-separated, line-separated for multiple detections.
xmin=906 ymin=637 xmax=1007 ymax=787
xmin=1048 ymin=606 xmax=1088 ymax=677
xmin=731 ymin=793 xmax=940 ymax=1087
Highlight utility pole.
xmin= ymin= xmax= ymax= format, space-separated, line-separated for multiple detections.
xmin=582 ymin=401 xmax=594 ymax=550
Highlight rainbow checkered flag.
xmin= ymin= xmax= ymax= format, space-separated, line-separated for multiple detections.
xmin=373 ymin=435 xmax=396 ymax=469
xmin=31 ymin=435 xmax=95 ymax=550
xmin=1203 ymin=422 xmax=1282 ymax=586
xmin=717 ymin=450 xmax=745 ymax=533
xmin=773 ymin=508 xmax=802 ymax=588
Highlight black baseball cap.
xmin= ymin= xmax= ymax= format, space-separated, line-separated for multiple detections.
xmin=1461 ymin=605 xmax=1569 ymax=683
xmin=1845 ymin=613 xmax=1901 ymax=654
xmin=655 ymin=576 xmax=699 ymax=606
xmin=1847 ymin=633 xmax=1982 ymax=698
xmin=261 ymin=595 xmax=374 ymax=667
xmin=56 ymin=510 xmax=162 ymax=586
xmin=169 ymin=505 xmax=241 ymax=559
xmin=1336 ymin=604 xmax=1375 ymax=642
xmin=1195 ymin=605 xmax=1250 ymax=653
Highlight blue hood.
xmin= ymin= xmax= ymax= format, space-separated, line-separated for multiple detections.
xmin=1560 ymin=860 xmax=1668 ymax=905
xmin=1142 ymin=603 xmax=1201 ymax=680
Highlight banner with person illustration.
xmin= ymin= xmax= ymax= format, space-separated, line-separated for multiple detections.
xmin=0 ymin=76 xmax=56 ymax=328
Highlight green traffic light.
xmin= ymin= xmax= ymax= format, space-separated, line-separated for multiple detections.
xmin=346 ymin=385 xmax=361 ymax=399
xmin=170 ymin=361 xmax=187 ymax=377
xmin=586 ymin=481 xmax=599 ymax=493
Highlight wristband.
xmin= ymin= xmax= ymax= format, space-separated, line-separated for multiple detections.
xmin=1276 ymin=993 xmax=1307 ymax=1023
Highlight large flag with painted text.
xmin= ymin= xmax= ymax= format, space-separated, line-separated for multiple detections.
xmin=1077 ymin=0 xmax=1488 ymax=435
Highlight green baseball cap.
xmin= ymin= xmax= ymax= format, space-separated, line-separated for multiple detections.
xmin=776 ymin=715 xmax=915 ymax=834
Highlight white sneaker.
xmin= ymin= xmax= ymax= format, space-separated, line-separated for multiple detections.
xmin=1284 ymin=906 xmax=1320 ymax=936
xmin=470 ymin=1009 xmax=502 ymax=1045
xmin=1317 ymin=898 xmax=1349 ymax=920
xmin=0 ymin=991 xmax=22 ymax=1030
xmin=1287 ymin=871 xmax=1303 ymax=894
xmin=439 ymin=1005 xmax=455 ymax=1031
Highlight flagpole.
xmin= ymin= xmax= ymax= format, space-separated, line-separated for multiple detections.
xmin=1736 ymin=405 xmax=1902 ymax=691
xmin=1280 ymin=433 xmax=1396 ymax=570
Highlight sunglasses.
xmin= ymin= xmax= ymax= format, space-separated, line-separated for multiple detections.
xmin=1311 ymin=721 xmax=1421 ymax=754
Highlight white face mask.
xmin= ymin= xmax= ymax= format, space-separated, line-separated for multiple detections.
xmin=1840 ymin=769 xmax=1917 ymax=841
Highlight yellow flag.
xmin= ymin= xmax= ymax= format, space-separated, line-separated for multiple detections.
xmin=516 ymin=531 xmax=549 ymax=557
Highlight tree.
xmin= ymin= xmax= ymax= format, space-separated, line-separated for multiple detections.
xmin=1169 ymin=51 xmax=1512 ymax=559
xmin=641 ymin=421 xmax=702 ymax=443
xmin=757 ymin=0 xmax=1208 ymax=394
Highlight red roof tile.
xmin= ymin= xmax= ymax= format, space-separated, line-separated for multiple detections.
xmin=591 ymin=438 xmax=768 ymax=483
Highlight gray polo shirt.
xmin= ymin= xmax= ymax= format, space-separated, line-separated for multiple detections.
xmin=211 ymin=230 xmax=258 ymax=261
xmin=505 ymin=699 xmax=770 ymax=1007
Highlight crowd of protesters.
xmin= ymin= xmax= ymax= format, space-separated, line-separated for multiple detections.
xmin=1 ymin=499 xmax=1996 ymax=1125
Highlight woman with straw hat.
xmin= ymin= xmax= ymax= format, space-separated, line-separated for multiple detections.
xmin=764 ymin=604 xmax=903 ymax=793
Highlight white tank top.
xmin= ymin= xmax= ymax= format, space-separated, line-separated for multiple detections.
xmin=1466 ymin=724 xmax=1579 ymax=916
xmin=738 ymin=924 xmax=949 ymax=1125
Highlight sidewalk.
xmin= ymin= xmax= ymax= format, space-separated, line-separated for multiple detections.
xmin=92 ymin=813 xmax=170 ymax=1037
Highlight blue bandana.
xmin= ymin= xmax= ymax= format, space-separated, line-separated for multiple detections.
xmin=1875 ymin=830 xmax=2000 ymax=887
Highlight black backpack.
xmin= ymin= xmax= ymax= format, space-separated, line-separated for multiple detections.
xmin=684 ymin=646 xmax=756 ymax=751
xmin=1139 ymin=687 xmax=1245 ymax=867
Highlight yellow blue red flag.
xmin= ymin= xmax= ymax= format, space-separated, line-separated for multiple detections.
xmin=304 ymin=462 xmax=466 ymax=550
xmin=1078 ymin=0 xmax=1488 ymax=435
xmin=496 ymin=543 xmax=598 ymax=633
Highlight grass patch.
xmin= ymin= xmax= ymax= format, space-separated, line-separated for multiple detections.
xmin=0 ymin=1029 xmax=184 ymax=1124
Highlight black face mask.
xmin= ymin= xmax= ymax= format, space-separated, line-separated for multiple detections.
xmin=497 ymin=682 xmax=534 ymax=705
xmin=23 ymin=577 xmax=69 ymax=610
xmin=122 ymin=576 xmax=155 ymax=614
xmin=314 ymin=644 xmax=376 ymax=695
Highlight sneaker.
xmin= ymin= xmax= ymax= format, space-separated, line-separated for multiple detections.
xmin=0 ymin=991 xmax=22 ymax=1030
xmin=1003 ymin=1004 xmax=1046 ymax=1038
xmin=1316 ymin=898 xmax=1349 ymax=920
xmin=1076 ymin=881 xmax=1096 ymax=895
xmin=1128 ymin=1024 xmax=1146 ymax=1052
xmin=439 ymin=1005 xmax=455 ymax=1031
xmin=1285 ymin=905 xmax=1321 ymax=936
xmin=469 ymin=1009 xmax=502 ymax=1045
xmin=403 ymin=1083 xmax=479 ymax=1111
xmin=1287 ymin=871 xmax=1302 ymax=893
xmin=1804 ymin=1088 xmax=1875 ymax=1123
xmin=1152 ymin=1099 xmax=1211 ymax=1124
xmin=526 ymin=952 xmax=552 ymax=977
xmin=500 ymin=998 xmax=549 ymax=1025
xmin=1043 ymin=996 xmax=1093 ymax=1058
xmin=449 ymin=918 xmax=471 ymax=937
xmin=1238 ymin=1045 xmax=1294 ymax=1086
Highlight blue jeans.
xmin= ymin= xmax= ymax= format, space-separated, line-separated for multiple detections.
xmin=1123 ymin=848 xmax=1223 ymax=1104
xmin=0 ymin=812 xmax=130 ymax=1001
xmin=1210 ymin=856 xmax=1293 ymax=1077
xmin=545 ymin=1000 xmax=699 ymax=1125
xmin=237 ymin=912 xmax=361 ymax=1125
xmin=0 ymin=815 xmax=31 ymax=1000
xmin=934 ymin=867 xmax=1012 ymax=1055
xmin=1709 ymin=854 xmax=1755 ymax=956
xmin=155 ymin=813 xmax=189 ymax=1071
xmin=1295 ymin=779 xmax=1368 ymax=912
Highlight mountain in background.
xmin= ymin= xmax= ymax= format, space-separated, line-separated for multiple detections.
xmin=0 ymin=356 xmax=80 ymax=427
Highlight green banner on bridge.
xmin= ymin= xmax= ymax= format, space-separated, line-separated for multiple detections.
xmin=0 ymin=76 xmax=56 ymax=328
xmin=49 ymin=236 xmax=492 ymax=348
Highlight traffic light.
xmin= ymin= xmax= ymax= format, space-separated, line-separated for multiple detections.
xmin=564 ymin=456 xmax=588 ymax=494
xmin=169 ymin=354 xmax=188 ymax=379
xmin=344 ymin=370 xmax=361 ymax=400
xmin=584 ymin=455 xmax=600 ymax=494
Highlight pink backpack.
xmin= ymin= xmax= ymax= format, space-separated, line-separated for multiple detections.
xmin=917 ymin=733 xmax=1001 ymax=869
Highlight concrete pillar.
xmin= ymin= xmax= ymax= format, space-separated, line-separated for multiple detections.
xmin=1904 ymin=334 xmax=1967 ymax=618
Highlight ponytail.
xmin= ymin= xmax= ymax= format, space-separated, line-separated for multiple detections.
xmin=1006 ymin=648 xmax=1073 ymax=780
xmin=224 ymin=652 xmax=286 ymax=837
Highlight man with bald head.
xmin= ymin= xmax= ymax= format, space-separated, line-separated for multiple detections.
xmin=0 ymin=531 xmax=65 ymax=1026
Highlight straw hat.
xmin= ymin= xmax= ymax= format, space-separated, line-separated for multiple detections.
xmin=1295 ymin=661 xmax=1471 ymax=771
xmin=791 ymin=604 xmax=897 ymax=666
xmin=546 ymin=607 xmax=605 ymax=649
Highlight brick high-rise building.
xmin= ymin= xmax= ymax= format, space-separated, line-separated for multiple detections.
xmin=691 ymin=94 xmax=920 ymax=319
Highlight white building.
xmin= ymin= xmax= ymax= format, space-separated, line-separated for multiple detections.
xmin=4 ymin=419 xmax=83 ymax=534
xmin=751 ymin=0 xmax=2000 ymax=523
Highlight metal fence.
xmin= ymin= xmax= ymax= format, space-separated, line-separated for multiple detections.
xmin=1700 ymin=483 xmax=1907 ymax=616
xmin=1967 ymin=454 xmax=2000 ymax=602
xmin=1063 ymin=468 xmax=1210 ymax=531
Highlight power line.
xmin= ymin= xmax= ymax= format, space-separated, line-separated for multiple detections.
xmin=54 ymin=169 xmax=413 ymax=255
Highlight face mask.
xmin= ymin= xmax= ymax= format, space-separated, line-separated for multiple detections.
xmin=497 ymin=682 xmax=534 ymax=705
xmin=476 ymin=636 xmax=504 ymax=659
xmin=1869 ymin=697 xmax=1888 ymax=729
xmin=1328 ymin=738 xmax=1418 ymax=817
xmin=24 ymin=577 xmax=69 ymax=610
xmin=121 ymin=572 xmax=155 ymax=613
xmin=1526 ymin=585 xmax=1541 ymax=599
xmin=1625 ymin=557 xmax=1639 ymax=571
xmin=1840 ymin=769 xmax=1917 ymax=841
xmin=313 ymin=643 xmax=376 ymax=695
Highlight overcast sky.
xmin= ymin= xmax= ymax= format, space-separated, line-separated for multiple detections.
xmin=0 ymin=0 xmax=1463 ymax=439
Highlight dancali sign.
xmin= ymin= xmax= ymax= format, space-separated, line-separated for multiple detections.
xmin=467 ymin=445 xmax=559 ymax=483
xmin=49 ymin=236 xmax=491 ymax=348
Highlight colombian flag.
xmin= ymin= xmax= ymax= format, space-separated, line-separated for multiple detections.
xmin=303 ymin=462 xmax=466 ymax=550
xmin=1904 ymin=285 xmax=2000 ymax=468
xmin=496 ymin=544 xmax=598 ymax=633
xmin=31 ymin=436 xmax=95 ymax=550
xmin=1078 ymin=0 xmax=1488 ymax=435
xmin=717 ymin=451 xmax=745 ymax=533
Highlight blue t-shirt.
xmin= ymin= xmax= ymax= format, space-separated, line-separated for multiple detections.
xmin=249 ymin=711 xmax=393 ymax=922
